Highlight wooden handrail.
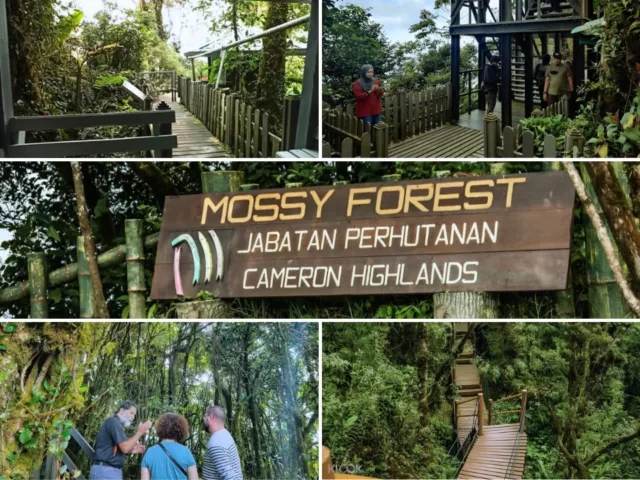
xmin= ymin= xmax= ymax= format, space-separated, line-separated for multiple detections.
xmin=477 ymin=393 xmax=484 ymax=436
xmin=322 ymin=123 xmax=363 ymax=144
xmin=492 ymin=409 xmax=521 ymax=416
xmin=493 ymin=392 xmax=522 ymax=403
xmin=520 ymin=389 xmax=528 ymax=432
xmin=8 ymin=110 xmax=175 ymax=132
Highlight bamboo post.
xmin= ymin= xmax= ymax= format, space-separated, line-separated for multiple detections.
xmin=27 ymin=253 xmax=48 ymax=319
xmin=580 ymin=163 xmax=632 ymax=318
xmin=77 ymin=236 xmax=93 ymax=319
xmin=125 ymin=219 xmax=146 ymax=319
xmin=241 ymin=183 xmax=260 ymax=191
xmin=175 ymin=171 xmax=244 ymax=319
xmin=477 ymin=393 xmax=485 ymax=436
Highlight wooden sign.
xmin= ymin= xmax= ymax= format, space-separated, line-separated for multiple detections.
xmin=150 ymin=172 xmax=575 ymax=299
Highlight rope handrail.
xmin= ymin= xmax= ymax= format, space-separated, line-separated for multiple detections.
xmin=493 ymin=392 xmax=523 ymax=403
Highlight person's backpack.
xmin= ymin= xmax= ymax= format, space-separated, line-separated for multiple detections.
xmin=535 ymin=64 xmax=547 ymax=90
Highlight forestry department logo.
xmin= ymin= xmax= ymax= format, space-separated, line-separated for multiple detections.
xmin=171 ymin=230 xmax=224 ymax=296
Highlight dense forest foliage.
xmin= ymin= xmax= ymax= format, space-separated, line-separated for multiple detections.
xmin=5 ymin=0 xmax=309 ymax=141
xmin=0 ymin=321 xmax=318 ymax=479
xmin=323 ymin=322 xmax=640 ymax=479
xmin=1 ymin=161 xmax=639 ymax=319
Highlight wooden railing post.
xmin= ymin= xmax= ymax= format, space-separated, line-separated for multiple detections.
xmin=520 ymin=389 xmax=527 ymax=431
xmin=125 ymin=219 xmax=146 ymax=319
xmin=282 ymin=96 xmax=301 ymax=151
xmin=564 ymin=128 xmax=584 ymax=157
xmin=155 ymin=101 xmax=173 ymax=158
xmin=477 ymin=393 xmax=485 ymax=436
xmin=489 ymin=399 xmax=494 ymax=425
xmin=27 ymin=253 xmax=48 ymax=319
xmin=374 ymin=123 xmax=389 ymax=158
xmin=484 ymin=113 xmax=499 ymax=157
xmin=77 ymin=236 xmax=93 ymax=318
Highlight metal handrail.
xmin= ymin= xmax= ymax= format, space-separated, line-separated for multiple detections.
xmin=505 ymin=391 xmax=528 ymax=479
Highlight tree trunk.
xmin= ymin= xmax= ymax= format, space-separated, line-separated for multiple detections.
xmin=127 ymin=162 xmax=180 ymax=207
xmin=278 ymin=324 xmax=308 ymax=479
xmin=75 ymin=62 xmax=83 ymax=112
xmin=242 ymin=325 xmax=263 ymax=478
xmin=576 ymin=163 xmax=634 ymax=318
xmin=256 ymin=2 xmax=289 ymax=122
xmin=71 ymin=162 xmax=109 ymax=318
xmin=416 ymin=324 xmax=430 ymax=426
xmin=152 ymin=0 xmax=166 ymax=40
xmin=585 ymin=162 xmax=640 ymax=293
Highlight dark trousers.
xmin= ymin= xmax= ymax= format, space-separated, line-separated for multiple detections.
xmin=485 ymin=90 xmax=498 ymax=114
xmin=538 ymin=87 xmax=548 ymax=109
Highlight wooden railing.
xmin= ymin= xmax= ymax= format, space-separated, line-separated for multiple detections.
xmin=177 ymin=76 xmax=284 ymax=158
xmin=322 ymin=113 xmax=389 ymax=158
xmin=36 ymin=428 xmax=94 ymax=480
xmin=140 ymin=70 xmax=178 ymax=102
xmin=4 ymin=109 xmax=176 ymax=158
xmin=487 ymin=390 xmax=528 ymax=429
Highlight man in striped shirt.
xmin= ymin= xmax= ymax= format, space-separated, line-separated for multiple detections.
xmin=202 ymin=406 xmax=244 ymax=480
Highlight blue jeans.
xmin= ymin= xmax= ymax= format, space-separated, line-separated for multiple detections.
xmin=360 ymin=113 xmax=381 ymax=126
xmin=89 ymin=465 xmax=122 ymax=480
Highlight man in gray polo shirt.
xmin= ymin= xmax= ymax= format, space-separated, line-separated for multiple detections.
xmin=202 ymin=406 xmax=243 ymax=480
xmin=89 ymin=401 xmax=152 ymax=480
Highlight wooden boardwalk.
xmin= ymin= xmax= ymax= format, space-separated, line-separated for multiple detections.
xmin=453 ymin=323 xmax=527 ymax=480
xmin=156 ymin=94 xmax=229 ymax=158
xmin=388 ymin=125 xmax=484 ymax=158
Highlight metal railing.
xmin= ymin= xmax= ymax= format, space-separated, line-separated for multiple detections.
xmin=5 ymin=109 xmax=176 ymax=158
xmin=460 ymin=69 xmax=481 ymax=115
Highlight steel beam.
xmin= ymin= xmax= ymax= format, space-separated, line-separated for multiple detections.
xmin=0 ymin=0 xmax=14 ymax=156
xmin=450 ymin=17 xmax=582 ymax=35
xmin=451 ymin=36 xmax=461 ymax=122
xmin=524 ymin=34 xmax=534 ymax=117
xmin=500 ymin=34 xmax=512 ymax=127
xmin=294 ymin=0 xmax=318 ymax=150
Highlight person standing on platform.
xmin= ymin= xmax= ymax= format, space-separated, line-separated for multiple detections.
xmin=536 ymin=54 xmax=551 ymax=108
xmin=543 ymin=52 xmax=574 ymax=108
xmin=482 ymin=55 xmax=501 ymax=115
xmin=353 ymin=64 xmax=384 ymax=126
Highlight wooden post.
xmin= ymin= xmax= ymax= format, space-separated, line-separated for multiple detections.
xmin=156 ymin=101 xmax=173 ymax=158
xmin=125 ymin=219 xmax=146 ymax=319
xmin=434 ymin=169 xmax=500 ymax=319
xmin=191 ymin=58 xmax=196 ymax=81
xmin=478 ymin=393 xmax=485 ymax=436
xmin=520 ymin=389 xmax=527 ymax=430
xmin=175 ymin=171 xmax=244 ymax=319
xmin=77 ymin=236 xmax=93 ymax=319
xmin=489 ymin=399 xmax=494 ymax=425
xmin=484 ymin=113 xmax=499 ymax=157
xmin=27 ymin=253 xmax=48 ymax=319
xmin=580 ymin=163 xmax=632 ymax=318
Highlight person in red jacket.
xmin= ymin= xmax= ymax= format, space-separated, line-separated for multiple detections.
xmin=353 ymin=64 xmax=384 ymax=126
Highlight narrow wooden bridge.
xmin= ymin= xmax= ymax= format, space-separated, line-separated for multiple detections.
xmin=453 ymin=323 xmax=528 ymax=480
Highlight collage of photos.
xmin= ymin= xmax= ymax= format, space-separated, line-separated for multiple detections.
xmin=1 ymin=0 xmax=640 ymax=479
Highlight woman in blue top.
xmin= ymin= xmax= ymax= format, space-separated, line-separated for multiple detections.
xmin=141 ymin=413 xmax=199 ymax=480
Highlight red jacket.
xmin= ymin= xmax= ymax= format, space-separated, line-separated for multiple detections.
xmin=353 ymin=78 xmax=383 ymax=117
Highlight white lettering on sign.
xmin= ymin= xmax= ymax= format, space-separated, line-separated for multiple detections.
xmin=241 ymin=261 xmax=480 ymax=291
xmin=237 ymin=221 xmax=499 ymax=254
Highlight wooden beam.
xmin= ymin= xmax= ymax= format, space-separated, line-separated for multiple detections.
xmin=294 ymin=0 xmax=318 ymax=149
xmin=8 ymin=111 xmax=175 ymax=131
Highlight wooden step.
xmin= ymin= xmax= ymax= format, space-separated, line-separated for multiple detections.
xmin=457 ymin=387 xmax=482 ymax=396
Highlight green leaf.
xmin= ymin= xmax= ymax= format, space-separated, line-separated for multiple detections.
xmin=50 ymin=289 xmax=62 ymax=304
xmin=0 ymin=372 xmax=6 ymax=381
xmin=344 ymin=415 xmax=358 ymax=427
xmin=3 ymin=323 xmax=17 ymax=333
xmin=57 ymin=10 xmax=85 ymax=42
xmin=19 ymin=428 xmax=32 ymax=444
xmin=7 ymin=453 xmax=16 ymax=463
xmin=47 ymin=225 xmax=61 ymax=242
xmin=0 ymin=345 xmax=7 ymax=352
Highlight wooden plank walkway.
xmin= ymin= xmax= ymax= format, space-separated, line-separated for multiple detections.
xmin=453 ymin=323 xmax=527 ymax=480
xmin=388 ymin=125 xmax=484 ymax=158
xmin=458 ymin=424 xmax=527 ymax=480
xmin=156 ymin=94 xmax=229 ymax=158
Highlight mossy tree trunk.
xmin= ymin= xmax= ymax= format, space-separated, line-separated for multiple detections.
xmin=256 ymin=2 xmax=289 ymax=123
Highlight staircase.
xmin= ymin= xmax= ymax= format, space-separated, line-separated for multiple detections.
xmin=524 ymin=0 xmax=580 ymax=20
xmin=512 ymin=40 xmax=540 ymax=105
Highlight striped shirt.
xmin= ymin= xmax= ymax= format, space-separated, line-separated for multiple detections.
xmin=202 ymin=429 xmax=243 ymax=480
